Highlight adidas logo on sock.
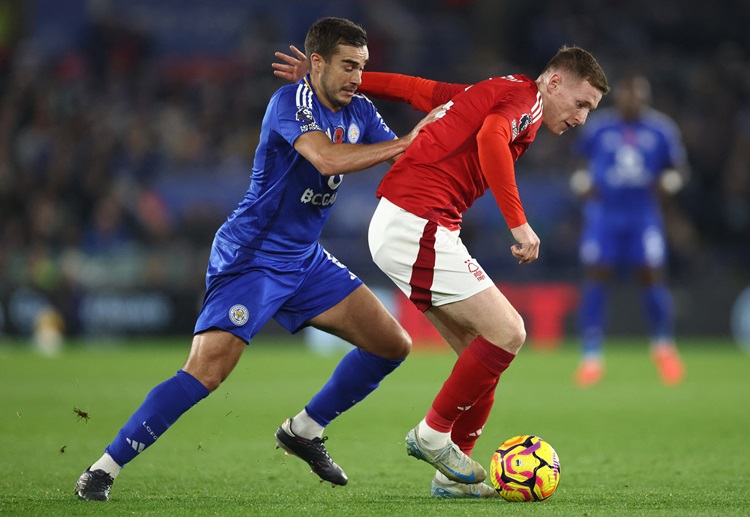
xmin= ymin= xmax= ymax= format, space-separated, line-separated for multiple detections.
xmin=126 ymin=438 xmax=145 ymax=453
xmin=468 ymin=428 xmax=483 ymax=438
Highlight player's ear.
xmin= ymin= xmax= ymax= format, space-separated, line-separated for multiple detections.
xmin=309 ymin=53 xmax=325 ymax=74
xmin=547 ymin=73 xmax=562 ymax=93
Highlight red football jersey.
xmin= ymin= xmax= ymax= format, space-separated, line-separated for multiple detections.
xmin=361 ymin=74 xmax=542 ymax=230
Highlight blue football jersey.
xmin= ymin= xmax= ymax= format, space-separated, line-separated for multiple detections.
xmin=215 ymin=75 xmax=396 ymax=258
xmin=575 ymin=107 xmax=687 ymax=228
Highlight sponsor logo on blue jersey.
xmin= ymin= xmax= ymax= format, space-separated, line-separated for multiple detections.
xmin=300 ymin=175 xmax=342 ymax=207
xmin=296 ymin=106 xmax=321 ymax=133
xmin=300 ymin=189 xmax=337 ymax=206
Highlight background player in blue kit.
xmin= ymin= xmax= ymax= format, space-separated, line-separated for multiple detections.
xmin=74 ymin=17 xmax=436 ymax=501
xmin=571 ymin=74 xmax=688 ymax=387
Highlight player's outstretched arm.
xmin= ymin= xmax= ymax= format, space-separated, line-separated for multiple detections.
xmin=358 ymin=73 xmax=467 ymax=113
xmin=293 ymin=106 xmax=439 ymax=176
xmin=271 ymin=46 xmax=467 ymax=112
xmin=294 ymin=131 xmax=409 ymax=176
xmin=272 ymin=46 xmax=439 ymax=174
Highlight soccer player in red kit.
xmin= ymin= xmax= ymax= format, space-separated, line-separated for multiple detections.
xmin=274 ymin=45 xmax=609 ymax=498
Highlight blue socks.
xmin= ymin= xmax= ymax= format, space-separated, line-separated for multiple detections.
xmin=641 ymin=284 xmax=674 ymax=341
xmin=105 ymin=370 xmax=209 ymax=466
xmin=579 ymin=281 xmax=675 ymax=356
xmin=103 ymin=351 xmax=404 ymax=465
xmin=305 ymin=348 xmax=403 ymax=427
xmin=579 ymin=280 xmax=606 ymax=357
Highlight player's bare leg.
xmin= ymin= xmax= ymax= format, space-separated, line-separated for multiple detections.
xmin=275 ymin=285 xmax=411 ymax=486
xmin=76 ymin=331 xmax=244 ymax=501
xmin=425 ymin=286 xmax=526 ymax=355
xmin=405 ymin=286 xmax=524 ymax=485
xmin=182 ymin=330 xmax=247 ymax=391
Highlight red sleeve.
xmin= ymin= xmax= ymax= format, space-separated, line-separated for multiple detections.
xmin=359 ymin=72 xmax=469 ymax=113
xmin=477 ymin=113 xmax=527 ymax=228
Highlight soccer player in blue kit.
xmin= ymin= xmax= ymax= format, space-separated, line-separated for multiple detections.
xmin=570 ymin=74 xmax=688 ymax=387
xmin=75 ymin=17 xmax=437 ymax=501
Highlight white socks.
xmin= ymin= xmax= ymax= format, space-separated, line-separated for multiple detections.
xmin=291 ymin=409 xmax=325 ymax=439
xmin=416 ymin=418 xmax=450 ymax=449
xmin=90 ymin=453 xmax=122 ymax=479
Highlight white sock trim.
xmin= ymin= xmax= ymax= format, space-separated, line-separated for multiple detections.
xmin=417 ymin=418 xmax=450 ymax=449
xmin=291 ymin=409 xmax=325 ymax=439
xmin=90 ymin=453 xmax=122 ymax=479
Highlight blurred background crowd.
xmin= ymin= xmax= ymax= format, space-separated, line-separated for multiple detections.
xmin=0 ymin=0 xmax=748 ymax=340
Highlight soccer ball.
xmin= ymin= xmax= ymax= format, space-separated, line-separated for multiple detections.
xmin=489 ymin=435 xmax=561 ymax=502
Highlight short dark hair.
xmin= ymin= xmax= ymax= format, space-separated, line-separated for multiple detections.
xmin=304 ymin=17 xmax=368 ymax=62
xmin=543 ymin=46 xmax=610 ymax=94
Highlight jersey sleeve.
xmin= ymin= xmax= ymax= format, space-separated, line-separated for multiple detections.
xmin=359 ymin=72 xmax=469 ymax=113
xmin=358 ymin=95 xmax=398 ymax=144
xmin=477 ymin=113 xmax=526 ymax=228
xmin=482 ymin=79 xmax=541 ymax=163
xmin=661 ymin=117 xmax=688 ymax=170
xmin=273 ymin=85 xmax=323 ymax=147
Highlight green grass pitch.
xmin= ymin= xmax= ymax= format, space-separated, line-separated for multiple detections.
xmin=1 ymin=337 xmax=749 ymax=516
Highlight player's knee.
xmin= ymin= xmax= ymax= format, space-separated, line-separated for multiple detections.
xmin=391 ymin=327 xmax=413 ymax=360
xmin=201 ymin=380 xmax=220 ymax=393
xmin=183 ymin=364 xmax=232 ymax=393
xmin=397 ymin=328 xmax=413 ymax=358
xmin=191 ymin=371 xmax=222 ymax=392
xmin=378 ymin=326 xmax=412 ymax=360
xmin=503 ymin=315 xmax=527 ymax=354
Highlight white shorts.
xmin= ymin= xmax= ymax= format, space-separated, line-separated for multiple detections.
xmin=368 ymin=197 xmax=494 ymax=312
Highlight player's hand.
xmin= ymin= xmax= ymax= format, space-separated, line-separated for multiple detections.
xmin=509 ymin=223 xmax=540 ymax=265
xmin=658 ymin=168 xmax=685 ymax=195
xmin=273 ymin=45 xmax=308 ymax=82
xmin=569 ymin=168 xmax=593 ymax=197
xmin=404 ymin=104 xmax=444 ymax=144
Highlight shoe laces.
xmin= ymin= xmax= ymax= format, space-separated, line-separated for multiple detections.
xmin=435 ymin=443 xmax=472 ymax=469
xmin=310 ymin=436 xmax=333 ymax=460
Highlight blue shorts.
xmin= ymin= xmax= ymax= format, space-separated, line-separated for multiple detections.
xmin=579 ymin=220 xmax=666 ymax=268
xmin=194 ymin=238 xmax=362 ymax=343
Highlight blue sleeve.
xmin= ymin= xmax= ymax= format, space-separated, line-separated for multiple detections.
xmin=273 ymin=85 xmax=323 ymax=147
xmin=661 ymin=118 xmax=687 ymax=170
xmin=358 ymin=94 xmax=397 ymax=144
